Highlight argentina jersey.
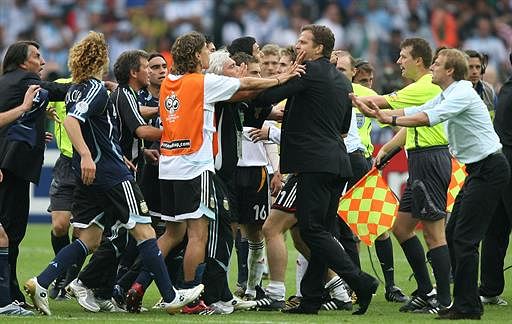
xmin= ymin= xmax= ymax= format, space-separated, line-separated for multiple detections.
xmin=66 ymin=78 xmax=133 ymax=190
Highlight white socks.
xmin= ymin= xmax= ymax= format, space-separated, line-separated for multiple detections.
xmin=295 ymin=253 xmax=308 ymax=298
xmin=245 ymin=240 xmax=265 ymax=297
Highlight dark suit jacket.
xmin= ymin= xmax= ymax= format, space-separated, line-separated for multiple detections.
xmin=254 ymin=57 xmax=353 ymax=177
xmin=0 ymin=68 xmax=69 ymax=183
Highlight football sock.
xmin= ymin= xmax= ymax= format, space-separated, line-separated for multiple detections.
xmin=50 ymin=231 xmax=70 ymax=256
xmin=401 ymin=236 xmax=433 ymax=294
xmin=137 ymin=238 xmax=174 ymax=302
xmin=427 ymin=245 xmax=452 ymax=306
xmin=295 ymin=253 xmax=308 ymax=298
xmin=235 ymin=232 xmax=248 ymax=286
xmin=266 ymin=280 xmax=285 ymax=301
xmin=325 ymin=275 xmax=350 ymax=302
xmin=37 ymin=239 xmax=88 ymax=289
xmin=245 ymin=240 xmax=265 ymax=297
xmin=375 ymin=236 xmax=395 ymax=288
xmin=0 ymin=247 xmax=10 ymax=307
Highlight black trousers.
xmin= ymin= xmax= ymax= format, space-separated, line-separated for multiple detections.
xmin=446 ymin=152 xmax=510 ymax=315
xmin=203 ymin=174 xmax=235 ymax=304
xmin=296 ymin=172 xmax=373 ymax=310
xmin=0 ymin=170 xmax=30 ymax=302
xmin=479 ymin=147 xmax=512 ymax=298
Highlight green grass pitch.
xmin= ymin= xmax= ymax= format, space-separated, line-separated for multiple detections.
xmin=3 ymin=224 xmax=511 ymax=323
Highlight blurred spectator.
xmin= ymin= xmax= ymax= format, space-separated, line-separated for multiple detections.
xmin=315 ymin=2 xmax=345 ymax=49
xmin=0 ymin=0 xmax=509 ymax=94
xmin=164 ymin=0 xmax=212 ymax=38
xmin=430 ymin=3 xmax=458 ymax=48
xmin=108 ymin=20 xmax=143 ymax=71
xmin=463 ymin=16 xmax=508 ymax=72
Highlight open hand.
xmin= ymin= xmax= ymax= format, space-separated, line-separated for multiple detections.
xmin=81 ymin=155 xmax=96 ymax=185
xmin=248 ymin=127 xmax=269 ymax=142
xmin=21 ymin=85 xmax=41 ymax=112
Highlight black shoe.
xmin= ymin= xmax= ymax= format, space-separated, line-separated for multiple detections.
xmin=281 ymin=304 xmax=318 ymax=315
xmin=385 ymin=286 xmax=408 ymax=303
xmin=321 ymin=298 xmax=353 ymax=311
xmin=49 ymin=276 xmax=66 ymax=300
xmin=413 ymin=296 xmax=446 ymax=314
xmin=112 ymin=284 xmax=126 ymax=309
xmin=436 ymin=309 xmax=481 ymax=320
xmin=255 ymin=285 xmax=266 ymax=300
xmin=352 ymin=276 xmax=379 ymax=315
xmin=255 ymin=297 xmax=285 ymax=311
xmin=285 ymin=295 xmax=301 ymax=308
xmin=399 ymin=291 xmax=430 ymax=312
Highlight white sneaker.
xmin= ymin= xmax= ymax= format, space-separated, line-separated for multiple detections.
xmin=96 ymin=298 xmax=127 ymax=312
xmin=0 ymin=301 xmax=35 ymax=316
xmin=480 ymin=295 xmax=508 ymax=306
xmin=66 ymin=279 xmax=100 ymax=312
xmin=209 ymin=301 xmax=234 ymax=314
xmin=162 ymin=284 xmax=204 ymax=314
xmin=230 ymin=296 xmax=257 ymax=311
xmin=23 ymin=277 xmax=51 ymax=315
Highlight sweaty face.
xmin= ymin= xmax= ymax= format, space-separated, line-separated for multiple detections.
xmin=247 ymin=62 xmax=261 ymax=77
xmin=396 ymin=46 xmax=417 ymax=80
xmin=222 ymin=58 xmax=239 ymax=77
xmin=353 ymin=69 xmax=374 ymax=88
xmin=467 ymin=57 xmax=482 ymax=85
xmin=335 ymin=55 xmax=354 ymax=80
xmin=148 ymin=56 xmax=167 ymax=87
xmin=134 ymin=57 xmax=150 ymax=88
xmin=295 ymin=30 xmax=322 ymax=61
xmin=198 ymin=43 xmax=210 ymax=70
xmin=430 ymin=54 xmax=450 ymax=87
xmin=261 ymin=54 xmax=279 ymax=77
xmin=252 ymin=43 xmax=263 ymax=60
xmin=22 ymin=45 xmax=45 ymax=76
xmin=278 ymin=55 xmax=292 ymax=74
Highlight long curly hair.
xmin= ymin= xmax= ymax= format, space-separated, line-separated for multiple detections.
xmin=171 ymin=31 xmax=206 ymax=75
xmin=68 ymin=31 xmax=109 ymax=83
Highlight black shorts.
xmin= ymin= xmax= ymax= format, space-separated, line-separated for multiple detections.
xmin=49 ymin=154 xmax=78 ymax=212
xmin=399 ymin=147 xmax=451 ymax=220
xmin=160 ymin=170 xmax=217 ymax=222
xmin=139 ymin=163 xmax=161 ymax=216
xmin=233 ymin=166 xmax=270 ymax=225
xmin=272 ymin=174 xmax=298 ymax=213
xmin=71 ymin=179 xmax=151 ymax=230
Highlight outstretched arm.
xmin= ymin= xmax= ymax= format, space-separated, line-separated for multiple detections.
xmin=0 ymin=85 xmax=40 ymax=127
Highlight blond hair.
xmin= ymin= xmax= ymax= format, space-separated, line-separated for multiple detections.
xmin=68 ymin=31 xmax=109 ymax=83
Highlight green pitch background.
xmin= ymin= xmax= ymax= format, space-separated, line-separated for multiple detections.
xmin=3 ymin=224 xmax=511 ymax=323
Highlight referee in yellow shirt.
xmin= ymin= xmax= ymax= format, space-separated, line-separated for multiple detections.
xmin=358 ymin=38 xmax=452 ymax=313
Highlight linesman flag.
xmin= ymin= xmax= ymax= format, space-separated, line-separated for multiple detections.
xmin=338 ymin=147 xmax=401 ymax=247
xmin=338 ymin=167 xmax=398 ymax=247
xmin=446 ymin=158 xmax=467 ymax=212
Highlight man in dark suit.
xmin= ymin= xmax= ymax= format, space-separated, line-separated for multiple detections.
xmin=0 ymin=40 xmax=69 ymax=305
xmin=254 ymin=24 xmax=378 ymax=315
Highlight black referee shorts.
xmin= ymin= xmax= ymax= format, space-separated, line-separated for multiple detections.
xmin=48 ymin=154 xmax=78 ymax=212
xmin=399 ymin=146 xmax=451 ymax=221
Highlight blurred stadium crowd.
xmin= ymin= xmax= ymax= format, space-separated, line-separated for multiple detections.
xmin=0 ymin=0 xmax=511 ymax=94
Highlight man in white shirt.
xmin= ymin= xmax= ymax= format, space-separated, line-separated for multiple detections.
xmin=352 ymin=48 xmax=510 ymax=320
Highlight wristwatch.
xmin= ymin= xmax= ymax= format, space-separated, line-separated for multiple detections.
xmin=391 ymin=115 xmax=398 ymax=126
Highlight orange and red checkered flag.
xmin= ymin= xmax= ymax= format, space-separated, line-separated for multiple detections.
xmin=446 ymin=158 xmax=467 ymax=212
xmin=338 ymin=166 xmax=399 ymax=247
